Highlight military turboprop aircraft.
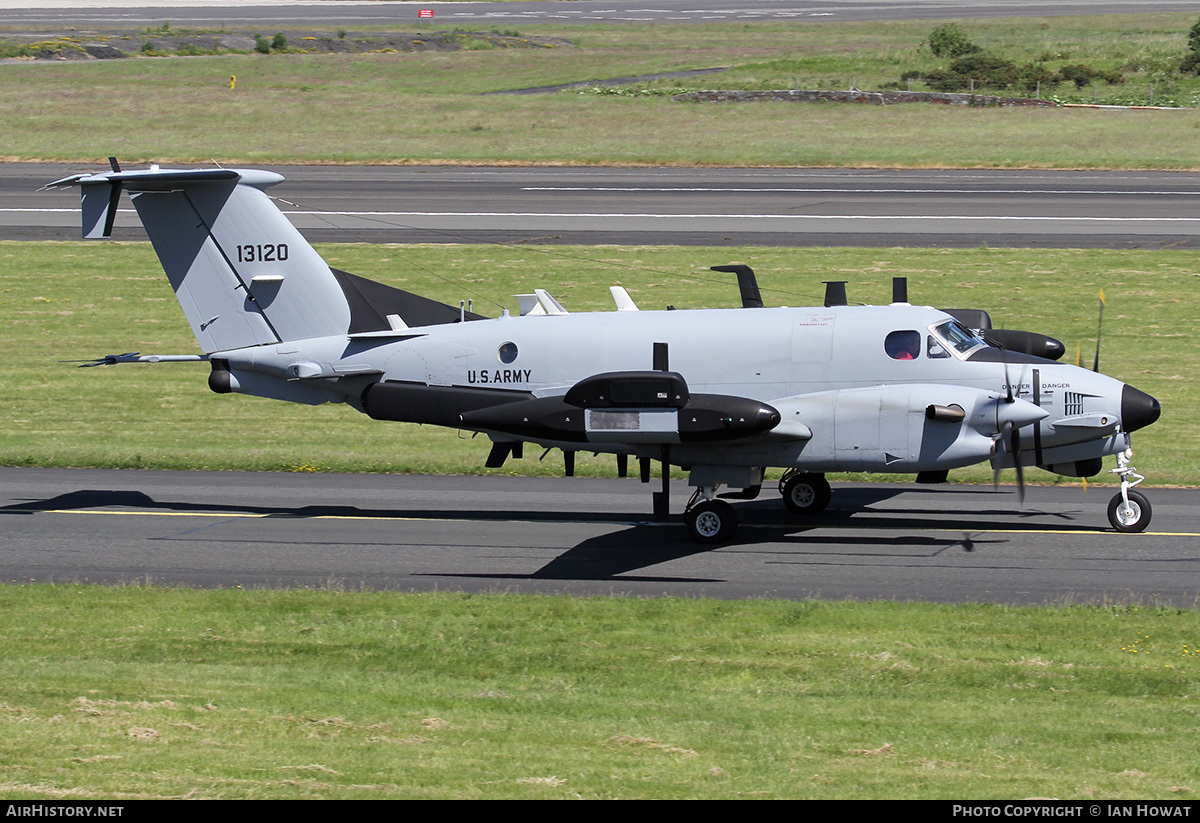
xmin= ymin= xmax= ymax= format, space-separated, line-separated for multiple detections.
xmin=47 ymin=161 xmax=1162 ymax=544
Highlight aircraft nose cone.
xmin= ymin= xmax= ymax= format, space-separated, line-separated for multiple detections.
xmin=1122 ymin=384 xmax=1161 ymax=433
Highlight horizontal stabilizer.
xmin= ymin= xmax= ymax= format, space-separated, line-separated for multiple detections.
xmin=69 ymin=352 xmax=207 ymax=367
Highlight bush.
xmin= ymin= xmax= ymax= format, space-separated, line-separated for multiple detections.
xmin=1020 ymin=64 xmax=1061 ymax=94
xmin=271 ymin=32 xmax=287 ymax=51
xmin=1189 ymin=17 xmax=1200 ymax=54
xmin=927 ymin=24 xmax=980 ymax=58
xmin=926 ymin=54 xmax=1020 ymax=91
xmin=1058 ymin=63 xmax=1100 ymax=89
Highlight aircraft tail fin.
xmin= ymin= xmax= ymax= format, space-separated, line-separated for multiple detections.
xmin=50 ymin=165 xmax=352 ymax=352
xmin=48 ymin=164 xmax=480 ymax=354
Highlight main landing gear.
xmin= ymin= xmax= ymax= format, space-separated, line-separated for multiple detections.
xmin=682 ymin=470 xmax=833 ymax=544
xmin=779 ymin=470 xmax=831 ymax=515
xmin=1107 ymin=449 xmax=1151 ymax=533
xmin=684 ymin=495 xmax=738 ymax=544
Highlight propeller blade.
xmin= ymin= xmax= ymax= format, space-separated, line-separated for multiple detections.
xmin=1093 ymin=289 xmax=1105 ymax=372
xmin=1011 ymin=425 xmax=1025 ymax=505
xmin=992 ymin=420 xmax=1026 ymax=505
xmin=998 ymin=329 xmax=1014 ymax=404
xmin=993 ymin=420 xmax=1009 ymax=491
xmin=102 ymin=181 xmax=123 ymax=239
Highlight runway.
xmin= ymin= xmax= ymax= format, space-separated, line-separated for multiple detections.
xmin=2 ymin=468 xmax=1197 ymax=605
xmin=11 ymin=164 xmax=1200 ymax=247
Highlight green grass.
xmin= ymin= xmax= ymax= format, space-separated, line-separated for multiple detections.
xmin=4 ymin=16 xmax=1200 ymax=167
xmin=1 ymin=240 xmax=1191 ymax=486
xmin=0 ymin=585 xmax=1197 ymax=799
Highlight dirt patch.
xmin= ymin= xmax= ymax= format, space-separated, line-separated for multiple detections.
xmin=0 ymin=28 xmax=574 ymax=60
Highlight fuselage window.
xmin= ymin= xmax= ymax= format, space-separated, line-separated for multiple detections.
xmin=884 ymin=330 xmax=921 ymax=360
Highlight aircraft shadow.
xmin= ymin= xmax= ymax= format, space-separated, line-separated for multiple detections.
xmin=430 ymin=524 xmax=725 ymax=583
xmin=1 ymin=484 xmax=1100 ymax=585
xmin=0 ymin=488 xmax=638 ymax=525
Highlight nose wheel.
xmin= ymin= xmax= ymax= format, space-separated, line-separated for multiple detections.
xmin=1108 ymin=490 xmax=1151 ymax=533
xmin=1107 ymin=449 xmax=1151 ymax=533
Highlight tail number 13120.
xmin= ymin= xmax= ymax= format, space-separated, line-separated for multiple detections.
xmin=237 ymin=243 xmax=289 ymax=263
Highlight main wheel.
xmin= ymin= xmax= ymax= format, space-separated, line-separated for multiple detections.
xmin=685 ymin=499 xmax=738 ymax=544
xmin=781 ymin=473 xmax=832 ymax=515
xmin=1108 ymin=490 xmax=1152 ymax=533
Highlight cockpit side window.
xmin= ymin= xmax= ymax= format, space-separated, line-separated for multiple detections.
xmin=884 ymin=330 xmax=921 ymax=360
xmin=929 ymin=319 xmax=987 ymax=360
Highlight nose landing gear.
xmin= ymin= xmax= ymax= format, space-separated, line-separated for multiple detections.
xmin=1107 ymin=449 xmax=1151 ymax=533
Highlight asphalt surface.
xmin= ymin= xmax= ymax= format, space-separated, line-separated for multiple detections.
xmin=2 ymin=467 xmax=1196 ymax=605
xmin=14 ymin=164 xmax=1200 ymax=248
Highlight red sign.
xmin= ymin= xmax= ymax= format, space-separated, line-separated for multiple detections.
xmin=418 ymin=9 xmax=434 ymax=17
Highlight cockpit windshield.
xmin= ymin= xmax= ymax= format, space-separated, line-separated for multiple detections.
xmin=929 ymin=319 xmax=987 ymax=359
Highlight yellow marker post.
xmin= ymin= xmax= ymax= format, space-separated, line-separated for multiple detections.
xmin=230 ymin=75 xmax=236 ymax=90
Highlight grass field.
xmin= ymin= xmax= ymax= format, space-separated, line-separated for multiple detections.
xmin=3 ymin=15 xmax=1200 ymax=167
xmin=0 ymin=586 xmax=1198 ymax=800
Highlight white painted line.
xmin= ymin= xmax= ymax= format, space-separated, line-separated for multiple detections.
xmin=8 ymin=208 xmax=1200 ymax=224
xmin=278 ymin=211 xmax=1200 ymax=223
xmin=521 ymin=186 xmax=1200 ymax=196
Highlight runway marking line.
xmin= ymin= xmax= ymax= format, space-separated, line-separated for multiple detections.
xmin=19 ymin=507 xmax=1200 ymax=537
